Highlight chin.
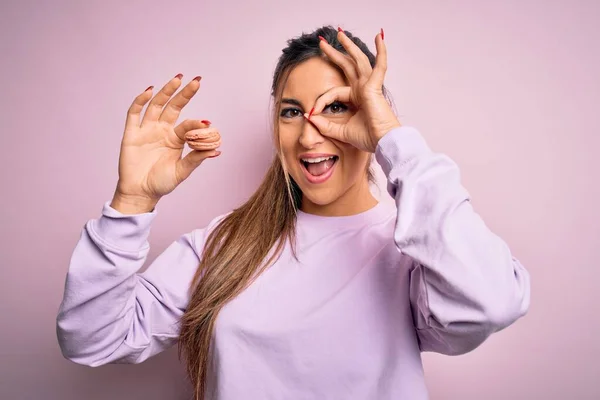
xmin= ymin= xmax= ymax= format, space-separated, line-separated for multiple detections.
xmin=301 ymin=188 xmax=341 ymax=207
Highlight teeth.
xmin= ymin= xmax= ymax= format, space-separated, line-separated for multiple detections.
xmin=301 ymin=156 xmax=335 ymax=163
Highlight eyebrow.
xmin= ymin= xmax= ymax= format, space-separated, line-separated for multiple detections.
xmin=280 ymin=98 xmax=303 ymax=108
xmin=279 ymin=90 xmax=331 ymax=110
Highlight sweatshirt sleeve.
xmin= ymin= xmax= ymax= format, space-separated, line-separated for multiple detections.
xmin=374 ymin=126 xmax=531 ymax=355
xmin=56 ymin=201 xmax=222 ymax=366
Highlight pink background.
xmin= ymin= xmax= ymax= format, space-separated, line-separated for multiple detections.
xmin=1 ymin=0 xmax=598 ymax=399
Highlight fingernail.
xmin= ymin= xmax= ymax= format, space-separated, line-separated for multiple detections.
xmin=308 ymin=107 xmax=315 ymax=118
xmin=318 ymin=35 xmax=326 ymax=42
xmin=208 ymin=151 xmax=221 ymax=158
xmin=303 ymin=113 xmax=310 ymax=120
xmin=193 ymin=76 xmax=202 ymax=82
xmin=381 ymin=28 xmax=385 ymax=41
xmin=337 ymin=27 xmax=343 ymax=33
xmin=174 ymin=73 xmax=183 ymax=79
xmin=201 ymin=120 xmax=211 ymax=125
xmin=144 ymin=85 xmax=154 ymax=92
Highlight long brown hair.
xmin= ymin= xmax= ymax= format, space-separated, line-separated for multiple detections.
xmin=178 ymin=25 xmax=388 ymax=399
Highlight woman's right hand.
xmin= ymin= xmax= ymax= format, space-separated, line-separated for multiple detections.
xmin=110 ymin=74 xmax=221 ymax=214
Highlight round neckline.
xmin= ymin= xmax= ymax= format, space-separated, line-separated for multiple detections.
xmin=296 ymin=201 xmax=393 ymax=231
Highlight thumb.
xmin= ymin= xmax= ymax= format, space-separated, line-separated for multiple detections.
xmin=176 ymin=150 xmax=220 ymax=182
xmin=304 ymin=113 xmax=346 ymax=142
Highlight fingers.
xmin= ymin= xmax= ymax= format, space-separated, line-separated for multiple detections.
xmin=176 ymin=149 xmax=221 ymax=183
xmin=125 ymin=86 xmax=154 ymax=130
xmin=320 ymin=29 xmax=388 ymax=90
xmin=140 ymin=74 xmax=184 ymax=126
xmin=311 ymin=86 xmax=352 ymax=115
xmin=366 ymin=30 xmax=387 ymax=90
xmin=319 ymin=38 xmax=358 ymax=82
xmin=336 ymin=29 xmax=373 ymax=78
xmin=303 ymin=113 xmax=346 ymax=143
xmin=159 ymin=76 xmax=202 ymax=125
xmin=174 ymin=119 xmax=212 ymax=142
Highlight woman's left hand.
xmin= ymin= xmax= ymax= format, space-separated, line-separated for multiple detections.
xmin=305 ymin=29 xmax=401 ymax=153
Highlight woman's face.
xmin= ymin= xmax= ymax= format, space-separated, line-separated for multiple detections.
xmin=277 ymin=57 xmax=373 ymax=215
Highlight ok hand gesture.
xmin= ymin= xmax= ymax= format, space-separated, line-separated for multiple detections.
xmin=306 ymin=29 xmax=401 ymax=153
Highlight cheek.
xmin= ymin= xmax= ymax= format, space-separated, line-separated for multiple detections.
xmin=277 ymin=123 xmax=300 ymax=169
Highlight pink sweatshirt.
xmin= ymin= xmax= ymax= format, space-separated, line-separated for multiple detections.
xmin=56 ymin=126 xmax=530 ymax=399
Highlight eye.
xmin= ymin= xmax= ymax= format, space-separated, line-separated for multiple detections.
xmin=323 ymin=101 xmax=348 ymax=114
xmin=280 ymin=108 xmax=303 ymax=119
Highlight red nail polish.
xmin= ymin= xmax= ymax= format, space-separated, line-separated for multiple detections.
xmin=201 ymin=120 xmax=211 ymax=125
xmin=144 ymin=85 xmax=154 ymax=92
xmin=174 ymin=73 xmax=183 ymax=80
xmin=309 ymin=107 xmax=315 ymax=118
xmin=381 ymin=28 xmax=385 ymax=40
xmin=193 ymin=76 xmax=202 ymax=82
xmin=337 ymin=27 xmax=343 ymax=33
xmin=318 ymin=35 xmax=326 ymax=42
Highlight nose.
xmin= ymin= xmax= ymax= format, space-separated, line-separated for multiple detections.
xmin=298 ymin=119 xmax=325 ymax=149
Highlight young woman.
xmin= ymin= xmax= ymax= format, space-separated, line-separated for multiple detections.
xmin=56 ymin=26 xmax=530 ymax=400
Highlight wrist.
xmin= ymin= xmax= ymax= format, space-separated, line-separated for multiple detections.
xmin=110 ymin=191 xmax=158 ymax=215
xmin=373 ymin=119 xmax=402 ymax=151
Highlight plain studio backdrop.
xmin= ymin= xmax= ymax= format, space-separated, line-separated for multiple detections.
xmin=1 ymin=0 xmax=598 ymax=399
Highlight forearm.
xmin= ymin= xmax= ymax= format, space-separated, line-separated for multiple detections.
xmin=375 ymin=126 xmax=530 ymax=353
xmin=56 ymin=200 xmax=158 ymax=365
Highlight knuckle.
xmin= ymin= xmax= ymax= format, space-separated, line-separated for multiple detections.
xmin=181 ymin=90 xmax=194 ymax=101
xmin=169 ymin=102 xmax=183 ymax=112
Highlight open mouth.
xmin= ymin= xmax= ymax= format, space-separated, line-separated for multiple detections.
xmin=299 ymin=155 xmax=339 ymax=184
